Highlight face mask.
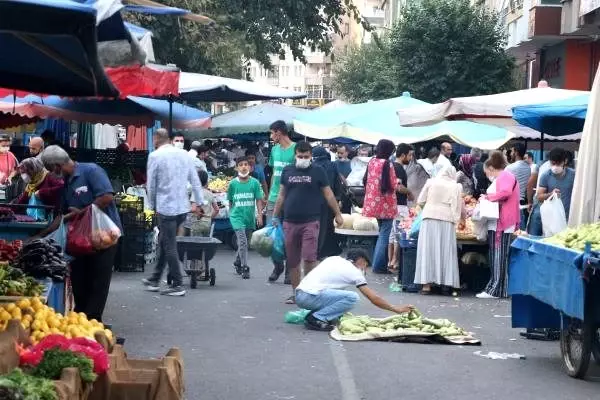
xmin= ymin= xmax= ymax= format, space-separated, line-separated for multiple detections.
xmin=173 ymin=142 xmax=184 ymax=149
xmin=21 ymin=174 xmax=30 ymax=184
xmin=551 ymin=166 xmax=564 ymax=175
xmin=0 ymin=146 xmax=8 ymax=154
xmin=238 ymin=171 xmax=250 ymax=178
xmin=296 ymin=158 xmax=311 ymax=169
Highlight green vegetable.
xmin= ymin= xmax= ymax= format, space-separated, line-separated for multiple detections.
xmin=0 ymin=368 xmax=56 ymax=400
xmin=32 ymin=348 xmax=97 ymax=383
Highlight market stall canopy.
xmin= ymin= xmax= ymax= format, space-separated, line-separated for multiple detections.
xmin=569 ymin=68 xmax=600 ymax=227
xmin=512 ymin=94 xmax=588 ymax=136
xmin=506 ymin=125 xmax=581 ymax=141
xmin=0 ymin=95 xmax=210 ymax=129
xmin=123 ymin=0 xmax=215 ymax=25
xmin=195 ymin=103 xmax=309 ymax=138
xmin=294 ymin=93 xmax=514 ymax=149
xmin=178 ymin=72 xmax=306 ymax=102
xmin=397 ymin=82 xmax=589 ymax=127
xmin=0 ymin=0 xmax=121 ymax=97
xmin=104 ymin=63 xmax=179 ymax=98
xmin=124 ymin=22 xmax=152 ymax=39
xmin=317 ymin=99 xmax=347 ymax=110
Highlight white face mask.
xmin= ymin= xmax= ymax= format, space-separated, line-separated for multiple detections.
xmin=21 ymin=174 xmax=30 ymax=184
xmin=173 ymin=142 xmax=184 ymax=149
xmin=551 ymin=166 xmax=564 ymax=175
xmin=296 ymin=158 xmax=311 ymax=169
xmin=0 ymin=146 xmax=9 ymax=154
xmin=238 ymin=171 xmax=250 ymax=178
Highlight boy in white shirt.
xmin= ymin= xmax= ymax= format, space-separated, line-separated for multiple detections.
xmin=295 ymin=249 xmax=414 ymax=331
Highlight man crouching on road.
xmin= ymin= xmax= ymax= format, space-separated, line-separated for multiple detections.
xmin=295 ymin=249 xmax=414 ymax=331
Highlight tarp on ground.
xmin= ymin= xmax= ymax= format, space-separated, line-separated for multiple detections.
xmin=294 ymin=93 xmax=514 ymax=149
xmin=0 ymin=0 xmax=121 ymax=97
xmin=198 ymin=103 xmax=310 ymax=138
xmin=397 ymin=85 xmax=589 ymax=127
xmin=0 ymin=95 xmax=211 ymax=129
xmin=179 ymin=72 xmax=306 ymax=102
xmin=569 ymin=66 xmax=600 ymax=227
xmin=512 ymin=94 xmax=588 ymax=136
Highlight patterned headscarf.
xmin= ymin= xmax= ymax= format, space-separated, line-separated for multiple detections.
xmin=459 ymin=154 xmax=475 ymax=178
xmin=19 ymin=158 xmax=48 ymax=195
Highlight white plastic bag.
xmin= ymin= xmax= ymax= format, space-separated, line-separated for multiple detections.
xmin=346 ymin=156 xmax=371 ymax=186
xmin=479 ymin=199 xmax=499 ymax=220
xmin=540 ymin=192 xmax=567 ymax=237
xmin=473 ymin=219 xmax=488 ymax=242
xmin=91 ymin=204 xmax=122 ymax=250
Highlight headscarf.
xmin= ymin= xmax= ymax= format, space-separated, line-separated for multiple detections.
xmin=375 ymin=139 xmax=396 ymax=194
xmin=437 ymin=165 xmax=457 ymax=181
xmin=459 ymin=154 xmax=475 ymax=177
xmin=312 ymin=146 xmax=338 ymax=194
xmin=19 ymin=158 xmax=48 ymax=195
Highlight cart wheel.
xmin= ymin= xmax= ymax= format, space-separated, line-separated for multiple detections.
xmin=209 ymin=268 xmax=216 ymax=286
xmin=592 ymin=328 xmax=600 ymax=365
xmin=190 ymin=272 xmax=198 ymax=289
xmin=560 ymin=318 xmax=594 ymax=379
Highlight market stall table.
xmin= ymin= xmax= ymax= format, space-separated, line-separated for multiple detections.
xmin=335 ymin=228 xmax=378 ymax=256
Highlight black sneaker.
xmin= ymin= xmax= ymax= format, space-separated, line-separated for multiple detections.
xmin=268 ymin=265 xmax=284 ymax=282
xmin=160 ymin=285 xmax=186 ymax=296
xmin=242 ymin=266 xmax=250 ymax=279
xmin=233 ymin=259 xmax=243 ymax=275
xmin=304 ymin=313 xmax=334 ymax=332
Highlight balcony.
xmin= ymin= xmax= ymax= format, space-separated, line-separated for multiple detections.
xmin=305 ymin=74 xmax=333 ymax=86
xmin=528 ymin=5 xmax=561 ymax=38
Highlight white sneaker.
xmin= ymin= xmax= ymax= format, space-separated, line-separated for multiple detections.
xmin=476 ymin=292 xmax=498 ymax=299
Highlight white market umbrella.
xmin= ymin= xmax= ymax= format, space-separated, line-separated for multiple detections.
xmin=568 ymin=65 xmax=600 ymax=227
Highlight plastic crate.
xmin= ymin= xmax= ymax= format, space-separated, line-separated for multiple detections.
xmin=399 ymin=239 xmax=420 ymax=292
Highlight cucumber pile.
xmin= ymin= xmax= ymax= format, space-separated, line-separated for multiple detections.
xmin=338 ymin=309 xmax=467 ymax=337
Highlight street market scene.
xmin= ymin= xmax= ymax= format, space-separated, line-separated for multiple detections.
xmin=0 ymin=0 xmax=600 ymax=399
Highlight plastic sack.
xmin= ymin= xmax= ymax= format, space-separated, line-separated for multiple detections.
xmin=473 ymin=218 xmax=488 ymax=241
xmin=540 ymin=192 xmax=567 ymax=237
xmin=284 ymin=309 xmax=311 ymax=324
xmin=45 ymin=217 xmax=73 ymax=262
xmin=26 ymin=195 xmax=46 ymax=221
xmin=479 ymin=198 xmax=499 ymax=220
xmin=250 ymin=227 xmax=273 ymax=257
xmin=66 ymin=206 xmax=94 ymax=256
xmin=19 ymin=334 xmax=109 ymax=374
xmin=91 ymin=204 xmax=121 ymax=250
xmin=269 ymin=224 xmax=286 ymax=262
xmin=409 ymin=212 xmax=423 ymax=239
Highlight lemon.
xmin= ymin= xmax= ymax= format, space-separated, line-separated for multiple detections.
xmin=17 ymin=299 xmax=30 ymax=309
xmin=5 ymin=303 xmax=16 ymax=312
xmin=21 ymin=320 xmax=30 ymax=329
xmin=0 ymin=311 xmax=11 ymax=321
xmin=11 ymin=308 xmax=21 ymax=319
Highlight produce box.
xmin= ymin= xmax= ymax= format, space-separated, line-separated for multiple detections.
xmin=89 ymin=345 xmax=184 ymax=400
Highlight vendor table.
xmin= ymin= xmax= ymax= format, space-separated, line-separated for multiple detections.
xmin=508 ymin=236 xmax=600 ymax=379
xmin=335 ymin=228 xmax=378 ymax=256
xmin=0 ymin=221 xmax=48 ymax=240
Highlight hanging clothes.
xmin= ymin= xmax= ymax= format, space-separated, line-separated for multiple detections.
xmin=92 ymin=124 xmax=118 ymax=149
xmin=127 ymin=125 xmax=148 ymax=150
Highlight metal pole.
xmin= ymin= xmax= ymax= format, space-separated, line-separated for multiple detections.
xmin=168 ymin=94 xmax=174 ymax=137
xmin=540 ymin=132 xmax=545 ymax=157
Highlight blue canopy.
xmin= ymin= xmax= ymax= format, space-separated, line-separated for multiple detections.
xmin=1 ymin=95 xmax=211 ymax=129
xmin=512 ymin=94 xmax=588 ymax=136
xmin=0 ymin=0 xmax=125 ymax=97
xmin=124 ymin=22 xmax=152 ymax=39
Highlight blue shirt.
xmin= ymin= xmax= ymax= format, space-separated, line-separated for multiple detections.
xmin=251 ymin=164 xmax=266 ymax=183
xmin=63 ymin=163 xmax=122 ymax=231
xmin=334 ymin=160 xmax=352 ymax=178
xmin=539 ymin=167 xmax=576 ymax=218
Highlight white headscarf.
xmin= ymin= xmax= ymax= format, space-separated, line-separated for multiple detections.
xmin=437 ymin=165 xmax=457 ymax=181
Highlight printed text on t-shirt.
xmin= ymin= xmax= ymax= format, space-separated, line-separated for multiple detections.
xmin=288 ymin=176 xmax=312 ymax=184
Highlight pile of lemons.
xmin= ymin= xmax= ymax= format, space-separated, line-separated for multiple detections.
xmin=0 ymin=297 xmax=113 ymax=345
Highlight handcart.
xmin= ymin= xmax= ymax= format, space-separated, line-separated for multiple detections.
xmin=176 ymin=233 xmax=221 ymax=289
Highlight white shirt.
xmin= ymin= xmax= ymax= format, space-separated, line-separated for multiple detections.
xmin=147 ymin=144 xmax=204 ymax=216
xmin=188 ymin=149 xmax=206 ymax=171
xmin=297 ymin=256 xmax=367 ymax=295
xmin=436 ymin=153 xmax=452 ymax=170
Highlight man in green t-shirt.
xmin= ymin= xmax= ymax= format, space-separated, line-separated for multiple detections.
xmin=228 ymin=157 xmax=264 ymax=279
xmin=266 ymin=120 xmax=296 ymax=283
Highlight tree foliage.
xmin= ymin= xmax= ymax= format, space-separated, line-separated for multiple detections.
xmin=126 ymin=0 xmax=369 ymax=77
xmin=332 ymin=0 xmax=515 ymax=103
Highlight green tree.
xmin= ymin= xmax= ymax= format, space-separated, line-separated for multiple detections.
xmin=126 ymin=0 xmax=369 ymax=77
xmin=332 ymin=41 xmax=399 ymax=103
xmin=388 ymin=0 xmax=515 ymax=103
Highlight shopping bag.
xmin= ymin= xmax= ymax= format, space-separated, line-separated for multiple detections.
xmin=26 ymin=194 xmax=46 ymax=221
xmin=66 ymin=207 xmax=94 ymax=257
xmin=473 ymin=218 xmax=488 ymax=242
xmin=409 ymin=212 xmax=423 ymax=239
xmin=90 ymin=204 xmax=121 ymax=250
xmin=269 ymin=224 xmax=286 ymax=262
xmin=479 ymin=198 xmax=499 ymax=220
xmin=540 ymin=192 xmax=567 ymax=237
xmin=250 ymin=227 xmax=272 ymax=257
xmin=45 ymin=217 xmax=73 ymax=262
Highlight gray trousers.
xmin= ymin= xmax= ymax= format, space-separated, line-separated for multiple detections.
xmin=151 ymin=213 xmax=187 ymax=286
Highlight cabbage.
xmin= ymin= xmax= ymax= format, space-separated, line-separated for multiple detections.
xmin=251 ymin=228 xmax=274 ymax=257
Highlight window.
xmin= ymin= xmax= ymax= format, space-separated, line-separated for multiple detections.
xmin=306 ymin=85 xmax=322 ymax=99
xmin=294 ymin=65 xmax=303 ymax=77
xmin=280 ymin=66 xmax=290 ymax=77
xmin=323 ymin=86 xmax=333 ymax=99
xmin=293 ymin=86 xmax=302 ymax=93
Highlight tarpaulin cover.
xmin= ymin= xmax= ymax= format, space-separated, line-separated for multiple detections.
xmin=512 ymin=94 xmax=588 ymax=136
xmin=105 ymin=64 xmax=179 ymax=97
xmin=0 ymin=0 xmax=120 ymax=97
xmin=508 ymin=237 xmax=583 ymax=320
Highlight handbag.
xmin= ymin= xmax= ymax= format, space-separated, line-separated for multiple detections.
xmin=479 ymin=198 xmax=499 ymax=220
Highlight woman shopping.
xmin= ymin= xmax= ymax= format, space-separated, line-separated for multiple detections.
xmin=362 ymin=139 xmax=398 ymax=274
xmin=414 ymin=166 xmax=463 ymax=294
xmin=14 ymin=158 xmax=64 ymax=215
xmin=476 ymin=151 xmax=520 ymax=299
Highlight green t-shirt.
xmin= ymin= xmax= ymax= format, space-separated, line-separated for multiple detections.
xmin=268 ymin=142 xmax=296 ymax=203
xmin=227 ymin=177 xmax=264 ymax=230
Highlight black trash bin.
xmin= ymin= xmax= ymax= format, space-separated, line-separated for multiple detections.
xmin=399 ymin=239 xmax=420 ymax=292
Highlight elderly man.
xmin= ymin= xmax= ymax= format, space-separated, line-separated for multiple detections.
xmin=142 ymin=128 xmax=204 ymax=296
xmin=436 ymin=142 xmax=453 ymax=170
xmin=188 ymin=141 xmax=207 ymax=172
xmin=41 ymin=146 xmax=121 ymax=322
xmin=28 ymin=137 xmax=45 ymax=158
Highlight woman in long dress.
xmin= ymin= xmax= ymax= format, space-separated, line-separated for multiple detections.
xmin=414 ymin=166 xmax=463 ymax=294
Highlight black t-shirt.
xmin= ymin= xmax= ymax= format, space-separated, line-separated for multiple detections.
xmin=281 ymin=164 xmax=329 ymax=222
xmin=393 ymin=162 xmax=408 ymax=206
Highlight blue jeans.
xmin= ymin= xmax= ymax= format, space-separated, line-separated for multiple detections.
xmin=295 ymin=289 xmax=359 ymax=322
xmin=528 ymin=204 xmax=543 ymax=236
xmin=372 ymin=219 xmax=393 ymax=273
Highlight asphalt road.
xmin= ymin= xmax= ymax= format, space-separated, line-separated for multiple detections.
xmin=104 ymin=248 xmax=600 ymax=400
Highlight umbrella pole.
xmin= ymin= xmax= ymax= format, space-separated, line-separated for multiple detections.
xmin=540 ymin=132 xmax=545 ymax=157
xmin=168 ymin=94 xmax=174 ymax=137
